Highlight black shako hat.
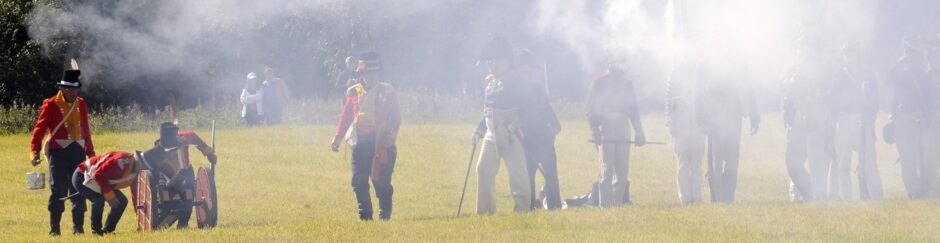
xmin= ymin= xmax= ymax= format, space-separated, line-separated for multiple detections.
xmin=479 ymin=36 xmax=514 ymax=62
xmin=157 ymin=122 xmax=181 ymax=149
xmin=356 ymin=51 xmax=382 ymax=72
xmin=58 ymin=70 xmax=81 ymax=88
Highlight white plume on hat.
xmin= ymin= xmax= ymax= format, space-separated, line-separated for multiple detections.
xmin=246 ymin=72 xmax=258 ymax=80
xmin=70 ymin=58 xmax=80 ymax=70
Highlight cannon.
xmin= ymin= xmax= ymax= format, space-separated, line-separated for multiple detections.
xmin=133 ymin=121 xmax=218 ymax=230
xmin=133 ymin=165 xmax=217 ymax=230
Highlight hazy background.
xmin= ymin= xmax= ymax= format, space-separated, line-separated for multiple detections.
xmin=9 ymin=0 xmax=939 ymax=111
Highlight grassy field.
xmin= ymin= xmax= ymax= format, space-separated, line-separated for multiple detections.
xmin=2 ymin=114 xmax=939 ymax=242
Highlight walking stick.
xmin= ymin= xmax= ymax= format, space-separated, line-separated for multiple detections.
xmin=456 ymin=140 xmax=479 ymax=217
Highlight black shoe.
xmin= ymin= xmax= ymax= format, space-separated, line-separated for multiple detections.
xmin=73 ymin=212 xmax=85 ymax=235
xmin=92 ymin=229 xmax=106 ymax=236
xmin=564 ymin=196 xmax=590 ymax=208
xmin=50 ymin=213 xmax=62 ymax=236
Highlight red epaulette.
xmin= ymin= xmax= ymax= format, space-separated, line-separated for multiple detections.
xmin=592 ymin=71 xmax=611 ymax=81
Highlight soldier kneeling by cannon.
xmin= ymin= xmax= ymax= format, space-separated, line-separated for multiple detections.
xmin=133 ymin=122 xmax=218 ymax=231
xmin=72 ymin=151 xmax=143 ymax=235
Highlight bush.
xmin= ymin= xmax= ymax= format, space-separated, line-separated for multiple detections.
xmin=2 ymin=91 xmax=593 ymax=135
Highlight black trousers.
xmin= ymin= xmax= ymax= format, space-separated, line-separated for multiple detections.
xmin=47 ymin=143 xmax=87 ymax=215
xmin=169 ymin=167 xmax=196 ymax=228
xmin=351 ymin=135 xmax=397 ymax=220
xmin=525 ymin=135 xmax=562 ymax=209
xmin=72 ymin=171 xmax=127 ymax=233
xmin=245 ymin=112 xmax=263 ymax=126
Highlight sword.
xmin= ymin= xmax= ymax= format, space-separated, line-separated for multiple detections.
xmin=59 ymin=192 xmax=80 ymax=201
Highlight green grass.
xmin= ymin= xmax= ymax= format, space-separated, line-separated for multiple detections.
xmin=1 ymin=114 xmax=939 ymax=242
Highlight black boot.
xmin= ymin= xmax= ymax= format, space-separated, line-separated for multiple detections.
xmin=72 ymin=212 xmax=85 ymax=234
xmin=378 ymin=198 xmax=392 ymax=221
xmin=622 ymin=182 xmax=633 ymax=205
xmin=49 ymin=213 xmax=62 ymax=236
xmin=354 ymin=186 xmax=374 ymax=221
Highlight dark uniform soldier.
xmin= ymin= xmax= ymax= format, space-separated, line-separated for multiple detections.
xmin=827 ymin=42 xmax=883 ymax=201
xmin=699 ymin=47 xmax=760 ymax=204
xmin=589 ymin=59 xmax=647 ymax=207
xmin=516 ymin=50 xmax=563 ymax=210
xmin=783 ymin=44 xmax=831 ymax=203
xmin=564 ymin=58 xmax=647 ymax=207
xmin=136 ymin=122 xmax=217 ymax=228
xmin=667 ymin=55 xmax=707 ymax=205
xmin=885 ymin=37 xmax=940 ymax=199
xmin=29 ymin=67 xmax=96 ymax=235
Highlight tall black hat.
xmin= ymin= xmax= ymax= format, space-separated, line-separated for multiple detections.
xmin=479 ymin=36 xmax=514 ymax=62
xmin=57 ymin=70 xmax=81 ymax=88
xmin=158 ymin=122 xmax=181 ymax=149
xmin=356 ymin=51 xmax=382 ymax=72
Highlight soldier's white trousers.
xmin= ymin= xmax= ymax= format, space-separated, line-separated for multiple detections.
xmin=785 ymin=127 xmax=830 ymax=202
xmin=476 ymin=109 xmax=532 ymax=214
xmin=893 ymin=113 xmax=940 ymax=199
xmin=831 ymin=113 xmax=883 ymax=200
xmin=672 ymin=126 xmax=706 ymax=204
xmin=596 ymin=113 xmax=632 ymax=207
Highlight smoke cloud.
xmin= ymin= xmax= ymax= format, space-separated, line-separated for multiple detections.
xmin=26 ymin=0 xmax=940 ymax=107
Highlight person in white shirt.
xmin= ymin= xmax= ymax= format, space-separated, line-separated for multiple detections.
xmin=240 ymin=72 xmax=264 ymax=126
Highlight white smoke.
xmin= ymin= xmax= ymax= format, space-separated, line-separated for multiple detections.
xmin=25 ymin=0 xmax=938 ymax=105
xmin=534 ymin=0 xmax=885 ymax=106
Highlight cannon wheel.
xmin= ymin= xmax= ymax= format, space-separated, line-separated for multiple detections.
xmin=195 ymin=166 xmax=217 ymax=228
xmin=135 ymin=170 xmax=158 ymax=231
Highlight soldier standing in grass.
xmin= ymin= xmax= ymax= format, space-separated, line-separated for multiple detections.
xmin=563 ymin=58 xmax=648 ymax=208
xmin=471 ymin=36 xmax=532 ymax=214
xmin=586 ymin=58 xmax=646 ymax=207
xmin=782 ymin=39 xmax=830 ymax=203
xmin=666 ymin=53 xmax=707 ymax=205
xmin=515 ymin=49 xmax=563 ymax=210
xmin=827 ymin=42 xmax=883 ymax=201
xmin=885 ymin=38 xmax=940 ymax=199
xmin=330 ymin=52 xmax=402 ymax=220
xmin=29 ymin=66 xmax=96 ymax=236
xmin=699 ymin=45 xmax=760 ymax=204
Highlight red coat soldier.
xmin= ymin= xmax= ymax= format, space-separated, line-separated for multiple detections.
xmin=29 ymin=68 xmax=95 ymax=236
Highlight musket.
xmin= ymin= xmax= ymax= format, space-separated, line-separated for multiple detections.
xmin=211 ymin=120 xmax=216 ymax=173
